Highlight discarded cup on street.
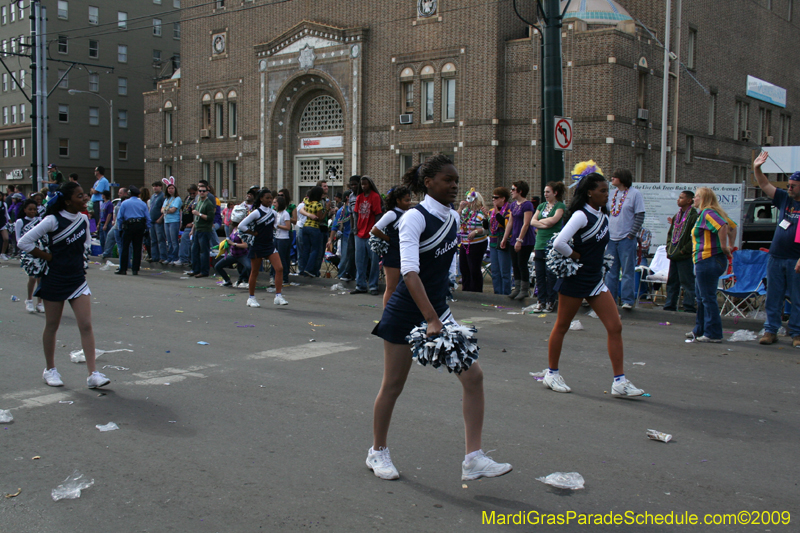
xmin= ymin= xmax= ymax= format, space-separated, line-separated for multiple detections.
xmin=0 ymin=409 xmax=13 ymax=423
xmin=569 ymin=320 xmax=584 ymax=331
xmin=51 ymin=470 xmax=94 ymax=501
xmin=536 ymin=472 xmax=585 ymax=490
xmin=10 ymin=295 xmax=19 ymax=302
xmin=95 ymin=422 xmax=119 ymax=432
xmin=646 ymin=429 xmax=672 ymax=443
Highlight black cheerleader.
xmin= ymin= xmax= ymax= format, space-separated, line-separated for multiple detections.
xmin=372 ymin=207 xmax=406 ymax=269
xmin=373 ymin=199 xmax=458 ymax=344
xmin=19 ymin=211 xmax=91 ymax=301
xmin=553 ymin=204 xmax=610 ymax=299
xmin=239 ymin=206 xmax=276 ymax=259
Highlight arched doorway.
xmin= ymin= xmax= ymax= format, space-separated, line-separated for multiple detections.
xmin=293 ymin=94 xmax=344 ymax=201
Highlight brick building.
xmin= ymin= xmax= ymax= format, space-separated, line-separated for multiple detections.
xmin=144 ymin=0 xmax=799 ymax=201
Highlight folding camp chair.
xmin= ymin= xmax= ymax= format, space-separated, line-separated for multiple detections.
xmin=634 ymin=245 xmax=669 ymax=307
xmin=718 ymin=249 xmax=768 ymax=317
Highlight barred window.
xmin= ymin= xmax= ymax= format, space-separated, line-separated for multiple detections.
xmin=299 ymin=95 xmax=343 ymax=134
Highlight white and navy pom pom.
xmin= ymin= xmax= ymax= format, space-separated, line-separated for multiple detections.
xmin=545 ymin=234 xmax=582 ymax=278
xmin=240 ymin=233 xmax=256 ymax=246
xmin=602 ymin=253 xmax=615 ymax=277
xmin=368 ymin=234 xmax=390 ymax=256
xmin=21 ymin=249 xmax=49 ymax=277
xmin=406 ymin=322 xmax=479 ymax=375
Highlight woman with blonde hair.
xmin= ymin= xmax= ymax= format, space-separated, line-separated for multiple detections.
xmin=458 ymin=189 xmax=489 ymax=292
xmin=688 ymin=187 xmax=735 ymax=343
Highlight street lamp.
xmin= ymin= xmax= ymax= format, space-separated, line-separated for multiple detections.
xmin=67 ymin=89 xmax=114 ymax=192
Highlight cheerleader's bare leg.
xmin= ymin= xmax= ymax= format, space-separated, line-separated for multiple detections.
xmin=547 ymin=294 xmax=585 ymax=370
xmin=248 ymin=258 xmax=262 ymax=296
xmin=456 ymin=361 xmax=484 ymax=453
xmin=372 ymin=341 xmax=413 ymax=450
xmin=0 ymin=229 xmax=8 ymax=255
xmin=26 ymin=277 xmax=37 ymax=301
xmin=586 ymin=291 xmax=624 ymax=375
xmin=42 ymin=300 xmax=66 ymax=370
xmin=382 ymin=267 xmax=400 ymax=309
xmin=68 ymin=294 xmax=98 ymax=375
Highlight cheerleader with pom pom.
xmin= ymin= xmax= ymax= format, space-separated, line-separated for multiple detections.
xmin=370 ymin=186 xmax=412 ymax=308
xmin=17 ymin=182 xmax=110 ymax=389
xmin=15 ymin=199 xmax=45 ymax=313
xmin=369 ymin=154 xmax=512 ymax=482
xmin=543 ymin=171 xmax=644 ymax=397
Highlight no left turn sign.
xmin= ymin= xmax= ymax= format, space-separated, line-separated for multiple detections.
xmin=554 ymin=117 xmax=573 ymax=151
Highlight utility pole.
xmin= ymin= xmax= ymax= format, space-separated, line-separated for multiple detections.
xmin=659 ymin=0 xmax=672 ymax=183
xmin=30 ymin=0 xmax=46 ymax=192
xmin=513 ymin=0 xmax=570 ymax=196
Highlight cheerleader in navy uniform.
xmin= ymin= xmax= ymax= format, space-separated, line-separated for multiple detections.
xmin=15 ymin=199 xmax=45 ymax=313
xmin=238 ymin=188 xmax=288 ymax=308
xmin=368 ymin=154 xmax=512 ymax=481
xmin=544 ymin=173 xmax=644 ymax=396
xmin=17 ymin=182 xmax=110 ymax=389
xmin=370 ymin=186 xmax=412 ymax=308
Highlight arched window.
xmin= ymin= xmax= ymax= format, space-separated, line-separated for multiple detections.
xmin=164 ymin=100 xmax=174 ymax=143
xmin=299 ymin=95 xmax=343 ymax=134
xmin=400 ymin=68 xmax=414 ymax=114
xmin=420 ymin=65 xmax=435 ymax=76
xmin=227 ymin=91 xmax=237 ymax=137
xmin=441 ymin=63 xmax=457 ymax=122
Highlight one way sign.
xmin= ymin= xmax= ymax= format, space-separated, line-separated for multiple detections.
xmin=554 ymin=117 xmax=573 ymax=151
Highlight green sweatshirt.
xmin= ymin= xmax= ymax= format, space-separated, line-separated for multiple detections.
xmin=193 ymin=197 xmax=216 ymax=232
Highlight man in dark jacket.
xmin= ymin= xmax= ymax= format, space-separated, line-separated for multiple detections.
xmin=663 ymin=190 xmax=698 ymax=312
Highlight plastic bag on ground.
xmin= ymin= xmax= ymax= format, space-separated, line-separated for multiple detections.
xmin=51 ymin=470 xmax=95 ymax=501
xmin=70 ymin=348 xmax=133 ymax=363
xmin=569 ymin=320 xmax=584 ymax=331
xmin=330 ymin=283 xmax=346 ymax=291
xmin=96 ymin=422 xmax=119 ymax=432
xmin=0 ymin=409 xmax=13 ymax=423
xmin=536 ymin=472 xmax=585 ymax=490
xmin=521 ymin=304 xmax=538 ymax=312
xmin=586 ymin=309 xmax=599 ymax=319
xmin=747 ymin=309 xmax=767 ymax=320
xmin=99 ymin=260 xmax=117 ymax=271
xmin=728 ymin=329 xmax=758 ymax=342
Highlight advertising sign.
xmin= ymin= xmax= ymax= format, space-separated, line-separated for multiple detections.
xmin=746 ymin=75 xmax=787 ymax=108
xmin=300 ymin=136 xmax=343 ymax=150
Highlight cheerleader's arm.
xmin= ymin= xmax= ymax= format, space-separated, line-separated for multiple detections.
xmin=17 ymin=215 xmax=58 ymax=259
xmin=371 ymin=210 xmax=397 ymax=242
xmin=237 ymin=209 xmax=261 ymax=235
xmin=553 ymin=211 xmax=588 ymax=260
xmin=398 ymin=210 xmax=441 ymax=335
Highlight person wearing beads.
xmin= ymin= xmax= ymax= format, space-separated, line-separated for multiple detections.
xmin=663 ymin=191 xmax=698 ymax=313
xmin=501 ymin=180 xmax=535 ymax=300
xmin=604 ymin=168 xmax=645 ymax=309
xmin=370 ymin=185 xmax=412 ymax=308
xmin=15 ymin=199 xmax=45 ymax=313
xmin=530 ymin=181 xmax=567 ymax=313
xmin=0 ymin=191 xmax=10 ymax=260
xmin=17 ymin=182 xmax=111 ymax=389
xmin=369 ymin=154 xmax=513 ymax=481
xmin=544 ymin=173 xmax=644 ymax=396
xmin=239 ymin=188 xmax=288 ymax=308
xmin=488 ymin=187 xmax=512 ymax=295
xmin=458 ymin=189 xmax=490 ymax=293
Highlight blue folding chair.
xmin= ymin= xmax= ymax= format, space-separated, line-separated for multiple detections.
xmin=717 ymin=249 xmax=769 ymax=317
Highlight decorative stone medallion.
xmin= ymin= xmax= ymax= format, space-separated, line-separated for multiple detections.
xmin=212 ymin=33 xmax=226 ymax=55
xmin=418 ymin=0 xmax=437 ymax=17
xmin=299 ymin=45 xmax=316 ymax=72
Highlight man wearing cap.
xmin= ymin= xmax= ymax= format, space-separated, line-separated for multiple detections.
xmin=115 ymin=186 xmax=150 ymax=275
xmin=44 ymin=164 xmax=64 ymax=193
xmin=90 ymin=166 xmax=110 ymax=232
xmin=753 ymin=152 xmax=800 ymax=348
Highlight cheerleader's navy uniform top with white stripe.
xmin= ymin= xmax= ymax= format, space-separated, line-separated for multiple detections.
xmin=372 ymin=207 xmax=407 ymax=269
xmin=15 ymin=215 xmax=43 ymax=276
xmin=553 ymin=204 xmax=610 ymax=298
xmin=239 ymin=206 xmax=276 ymax=259
xmin=373 ymin=196 xmax=459 ymax=345
xmin=18 ymin=210 xmax=92 ymax=301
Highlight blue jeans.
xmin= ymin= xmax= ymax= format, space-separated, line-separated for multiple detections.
xmin=764 ymin=256 xmax=800 ymax=337
xmin=489 ymin=246 xmax=512 ymax=295
xmin=191 ymin=231 xmax=213 ymax=275
xmin=693 ymin=254 xmax=728 ymax=340
xmin=179 ymin=229 xmax=192 ymax=264
xmin=214 ymin=254 xmax=249 ymax=284
xmin=295 ymin=226 xmax=305 ymax=269
xmin=533 ymin=249 xmax=557 ymax=303
xmin=149 ymin=223 xmax=167 ymax=261
xmin=275 ymin=238 xmax=291 ymax=283
xmin=605 ymin=237 xmax=637 ymax=305
xmin=103 ymin=227 xmax=120 ymax=258
xmin=299 ymin=226 xmax=322 ymax=276
xmin=98 ymin=226 xmax=108 ymax=253
xmin=337 ymin=233 xmax=353 ymax=279
xmin=355 ymin=235 xmax=380 ymax=291
xmin=165 ymin=222 xmax=180 ymax=262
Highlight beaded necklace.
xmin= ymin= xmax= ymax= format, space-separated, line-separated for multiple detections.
xmin=670 ymin=207 xmax=690 ymax=245
xmin=610 ymin=189 xmax=629 ymax=217
xmin=490 ymin=203 xmax=509 ymax=237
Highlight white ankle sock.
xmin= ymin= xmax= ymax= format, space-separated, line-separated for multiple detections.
xmin=547 ymin=368 xmax=559 ymax=376
xmin=465 ymin=449 xmax=483 ymax=464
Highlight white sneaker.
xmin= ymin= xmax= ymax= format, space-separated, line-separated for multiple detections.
xmin=543 ymin=372 xmax=571 ymax=393
xmin=172 ymin=260 xmax=182 ymax=266
xmin=696 ymin=336 xmax=722 ymax=343
xmin=530 ymin=302 xmax=544 ymax=312
xmin=366 ymin=447 xmax=400 ymax=480
xmin=685 ymin=331 xmax=695 ymax=339
xmin=43 ymin=368 xmax=64 ymax=387
xmin=25 ymin=299 xmax=35 ymax=313
xmin=611 ymin=379 xmax=644 ymax=397
xmin=462 ymin=451 xmax=513 ymax=481
xmin=87 ymin=371 xmax=110 ymax=389
xmin=274 ymin=294 xmax=288 ymax=306
xmin=0 ymin=253 xmax=9 ymax=261
xmin=621 ymin=303 xmax=633 ymax=310
xmin=246 ymin=297 xmax=261 ymax=308
xmin=36 ymin=302 xmax=45 ymax=313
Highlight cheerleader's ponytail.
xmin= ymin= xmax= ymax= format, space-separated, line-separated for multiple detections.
xmin=402 ymin=154 xmax=454 ymax=197
xmin=45 ymin=181 xmax=80 ymax=217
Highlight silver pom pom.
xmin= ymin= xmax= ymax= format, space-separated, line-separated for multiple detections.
xmin=406 ymin=321 xmax=480 ymax=375
xmin=21 ymin=249 xmax=49 ymax=277
xmin=545 ymin=233 xmax=582 ymax=278
xmin=368 ymin=234 xmax=390 ymax=256
xmin=602 ymin=253 xmax=615 ymax=277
